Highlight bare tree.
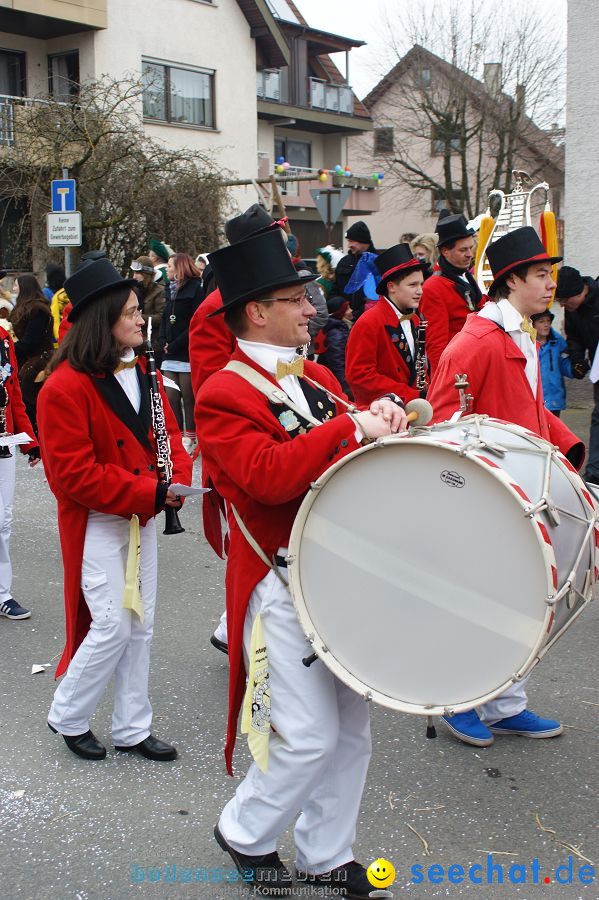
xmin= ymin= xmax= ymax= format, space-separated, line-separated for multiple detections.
xmin=0 ymin=75 xmax=230 ymax=270
xmin=371 ymin=0 xmax=565 ymax=218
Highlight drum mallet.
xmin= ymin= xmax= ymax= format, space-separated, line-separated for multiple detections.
xmin=405 ymin=398 xmax=433 ymax=425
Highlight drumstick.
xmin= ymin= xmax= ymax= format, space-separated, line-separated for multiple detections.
xmin=405 ymin=398 xmax=433 ymax=425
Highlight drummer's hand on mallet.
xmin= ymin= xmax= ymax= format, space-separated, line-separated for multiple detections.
xmin=369 ymin=397 xmax=408 ymax=433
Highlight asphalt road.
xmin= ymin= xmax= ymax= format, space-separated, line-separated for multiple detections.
xmin=1 ymin=388 xmax=598 ymax=900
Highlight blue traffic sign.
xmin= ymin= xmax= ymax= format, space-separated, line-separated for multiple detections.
xmin=51 ymin=179 xmax=76 ymax=213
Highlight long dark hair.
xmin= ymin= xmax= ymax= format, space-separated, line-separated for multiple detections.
xmin=48 ymin=285 xmax=133 ymax=375
xmin=10 ymin=274 xmax=49 ymax=332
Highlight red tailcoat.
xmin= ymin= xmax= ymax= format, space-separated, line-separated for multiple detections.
xmin=37 ymin=358 xmax=192 ymax=679
xmin=428 ymin=314 xmax=584 ymax=462
xmin=420 ymin=273 xmax=483 ymax=377
xmin=345 ymin=297 xmax=426 ymax=405
xmin=189 ymin=288 xmax=236 ymax=398
xmin=196 ymin=347 xmax=363 ymax=773
xmin=0 ymin=327 xmax=38 ymax=452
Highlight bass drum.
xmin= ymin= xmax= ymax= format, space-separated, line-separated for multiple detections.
xmin=287 ymin=416 xmax=597 ymax=715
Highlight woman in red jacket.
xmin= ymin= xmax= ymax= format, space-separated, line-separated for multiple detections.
xmin=38 ymin=260 xmax=191 ymax=762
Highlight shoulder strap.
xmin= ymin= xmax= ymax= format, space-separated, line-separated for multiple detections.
xmin=223 ymin=360 xmax=322 ymax=427
xmin=229 ymin=504 xmax=288 ymax=588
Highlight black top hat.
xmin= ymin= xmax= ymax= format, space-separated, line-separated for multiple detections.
xmin=435 ymin=213 xmax=474 ymax=248
xmin=225 ymin=204 xmax=285 ymax=245
xmin=556 ymin=265 xmax=585 ymax=299
xmin=208 ymin=229 xmax=316 ymax=316
xmin=375 ymin=243 xmax=425 ymax=296
xmin=66 ymin=259 xmax=137 ymax=322
xmin=486 ymin=226 xmax=562 ymax=296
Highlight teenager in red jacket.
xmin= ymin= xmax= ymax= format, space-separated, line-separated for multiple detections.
xmin=346 ymin=243 xmax=428 ymax=405
xmin=428 ymin=226 xmax=582 ymax=748
xmin=197 ymin=228 xmax=407 ymax=898
xmin=38 ymin=260 xmax=191 ymax=762
xmin=419 ymin=212 xmax=483 ymax=376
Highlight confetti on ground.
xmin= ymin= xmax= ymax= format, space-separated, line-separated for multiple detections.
xmin=31 ymin=665 xmax=46 ymax=675
xmin=11 ymin=790 xmax=25 ymax=799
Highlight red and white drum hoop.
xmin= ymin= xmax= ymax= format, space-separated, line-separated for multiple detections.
xmin=287 ymin=415 xmax=597 ymax=716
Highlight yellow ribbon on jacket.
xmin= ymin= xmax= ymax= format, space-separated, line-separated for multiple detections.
xmin=241 ymin=613 xmax=270 ymax=773
xmin=122 ymin=514 xmax=143 ymax=622
xmin=520 ymin=318 xmax=537 ymax=344
xmin=275 ymin=356 xmax=304 ymax=381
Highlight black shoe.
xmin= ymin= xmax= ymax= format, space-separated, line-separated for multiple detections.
xmin=210 ymin=634 xmax=228 ymax=655
xmin=48 ymin=723 xmax=106 ymax=760
xmin=114 ymin=734 xmax=178 ymax=760
xmin=214 ymin=824 xmax=292 ymax=896
xmin=296 ymin=861 xmax=372 ymax=899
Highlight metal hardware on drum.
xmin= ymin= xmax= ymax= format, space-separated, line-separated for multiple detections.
xmin=454 ymin=373 xmax=473 ymax=415
xmin=302 ymin=653 xmax=318 ymax=668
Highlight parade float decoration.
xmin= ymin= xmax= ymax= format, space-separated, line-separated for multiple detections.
xmin=473 ymin=171 xmax=559 ymax=302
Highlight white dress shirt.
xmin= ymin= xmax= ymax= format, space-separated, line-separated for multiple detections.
xmin=114 ymin=348 xmax=141 ymax=413
xmin=478 ymin=298 xmax=538 ymax=397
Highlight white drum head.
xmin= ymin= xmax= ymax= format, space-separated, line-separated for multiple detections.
xmin=288 ymin=437 xmax=552 ymax=714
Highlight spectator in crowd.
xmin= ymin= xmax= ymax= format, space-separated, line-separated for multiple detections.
xmin=9 ymin=274 xmax=54 ymax=434
xmin=314 ymin=294 xmax=352 ymax=397
xmin=130 ymin=256 xmax=166 ymax=363
xmin=556 ymin=265 xmax=599 ymax=482
xmin=160 ymin=253 xmax=204 ymax=455
xmin=419 ymin=213 xmax=483 ymax=376
xmin=334 ymin=221 xmax=377 ymax=322
xmin=148 ymin=239 xmax=174 ymax=286
xmin=410 ymin=233 xmax=438 ymax=280
xmin=42 ymin=263 xmax=65 ymax=303
xmin=532 ymin=309 xmax=572 ymax=417
xmin=287 ymin=235 xmax=328 ymax=351
xmin=399 ymin=232 xmax=417 ymax=243
xmin=314 ymin=245 xmax=344 ymax=299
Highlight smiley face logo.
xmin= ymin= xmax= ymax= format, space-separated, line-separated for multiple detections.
xmin=367 ymin=857 xmax=395 ymax=888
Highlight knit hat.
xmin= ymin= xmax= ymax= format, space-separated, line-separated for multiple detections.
xmin=556 ymin=265 xmax=585 ymax=299
xmin=148 ymin=238 xmax=174 ymax=263
xmin=345 ymin=220 xmax=372 ymax=245
xmin=315 ymin=245 xmax=344 ymax=270
xmin=531 ymin=309 xmax=554 ymax=323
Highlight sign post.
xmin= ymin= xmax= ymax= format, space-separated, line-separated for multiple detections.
xmin=48 ymin=169 xmax=79 ymax=277
xmin=309 ymin=187 xmax=352 ymax=243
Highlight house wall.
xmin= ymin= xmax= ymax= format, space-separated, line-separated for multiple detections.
xmin=565 ymin=0 xmax=599 ymax=273
xmin=348 ymin=70 xmax=564 ymax=252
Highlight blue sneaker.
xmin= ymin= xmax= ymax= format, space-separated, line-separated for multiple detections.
xmin=489 ymin=709 xmax=563 ymax=738
xmin=441 ymin=710 xmax=493 ymax=747
xmin=0 ymin=598 xmax=31 ymax=620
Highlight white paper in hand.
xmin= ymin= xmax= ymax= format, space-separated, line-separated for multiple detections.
xmin=169 ymin=483 xmax=210 ymax=498
xmin=0 ymin=432 xmax=32 ymax=447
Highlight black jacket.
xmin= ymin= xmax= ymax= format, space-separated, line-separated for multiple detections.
xmin=159 ymin=277 xmax=203 ymax=362
xmin=564 ymin=276 xmax=599 ymax=371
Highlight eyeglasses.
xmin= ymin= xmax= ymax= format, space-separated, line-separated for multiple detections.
xmin=259 ymin=289 xmax=310 ymax=307
xmin=121 ymin=306 xmax=143 ymax=319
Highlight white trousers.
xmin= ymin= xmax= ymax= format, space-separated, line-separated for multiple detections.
xmin=219 ymin=568 xmax=372 ymax=875
xmin=0 ymin=451 xmax=16 ymax=603
xmin=49 ymin=514 xmax=158 ymax=744
xmin=479 ymin=676 xmax=529 ymax=725
xmin=214 ymin=608 xmax=228 ymax=642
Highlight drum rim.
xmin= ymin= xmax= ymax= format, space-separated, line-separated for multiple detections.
xmin=288 ymin=426 xmax=561 ymax=715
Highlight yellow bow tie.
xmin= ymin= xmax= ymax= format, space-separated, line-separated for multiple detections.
xmin=399 ymin=313 xmax=415 ymax=323
xmin=275 ymin=356 xmax=304 ymax=381
xmin=114 ymin=358 xmax=138 ymax=374
xmin=520 ymin=318 xmax=537 ymax=344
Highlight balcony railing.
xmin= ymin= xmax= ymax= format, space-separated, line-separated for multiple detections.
xmin=0 ymin=94 xmax=69 ymax=147
xmin=309 ymin=78 xmax=352 ymax=115
xmin=256 ymin=69 xmax=282 ymax=102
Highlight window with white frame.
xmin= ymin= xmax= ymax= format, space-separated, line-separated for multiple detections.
xmin=142 ymin=59 xmax=215 ymax=128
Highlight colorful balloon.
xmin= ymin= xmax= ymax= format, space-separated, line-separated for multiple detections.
xmin=276 ymin=156 xmax=285 ymax=165
xmin=319 ymin=173 xmax=328 ymax=182
xmin=283 ymin=161 xmax=291 ymax=170
xmin=276 ymin=164 xmax=284 ymax=174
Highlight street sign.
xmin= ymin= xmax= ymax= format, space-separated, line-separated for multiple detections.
xmin=47 ymin=212 xmax=82 ymax=246
xmin=51 ymin=179 xmax=77 ymax=213
xmin=309 ymin=187 xmax=352 ymax=226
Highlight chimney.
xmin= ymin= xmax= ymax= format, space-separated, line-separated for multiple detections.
xmin=483 ymin=62 xmax=501 ymax=95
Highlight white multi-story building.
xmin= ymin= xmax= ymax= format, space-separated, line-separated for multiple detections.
xmin=0 ymin=0 xmax=377 ymax=266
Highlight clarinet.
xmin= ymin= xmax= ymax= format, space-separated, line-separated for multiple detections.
xmin=0 ymin=382 xmax=11 ymax=459
xmin=415 ymin=313 xmax=428 ymax=398
xmin=145 ymin=318 xmax=184 ymax=535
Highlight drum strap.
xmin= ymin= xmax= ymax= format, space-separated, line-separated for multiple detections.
xmin=223 ymin=360 xmax=323 ymax=428
xmin=230 ymin=503 xmax=289 ymax=589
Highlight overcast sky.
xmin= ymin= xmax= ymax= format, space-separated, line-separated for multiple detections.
xmin=295 ymin=0 xmax=567 ymax=100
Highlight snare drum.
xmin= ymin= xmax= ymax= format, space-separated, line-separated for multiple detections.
xmin=287 ymin=416 xmax=597 ymax=716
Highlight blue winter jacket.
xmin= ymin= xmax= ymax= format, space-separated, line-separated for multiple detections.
xmin=538 ymin=327 xmax=573 ymax=411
